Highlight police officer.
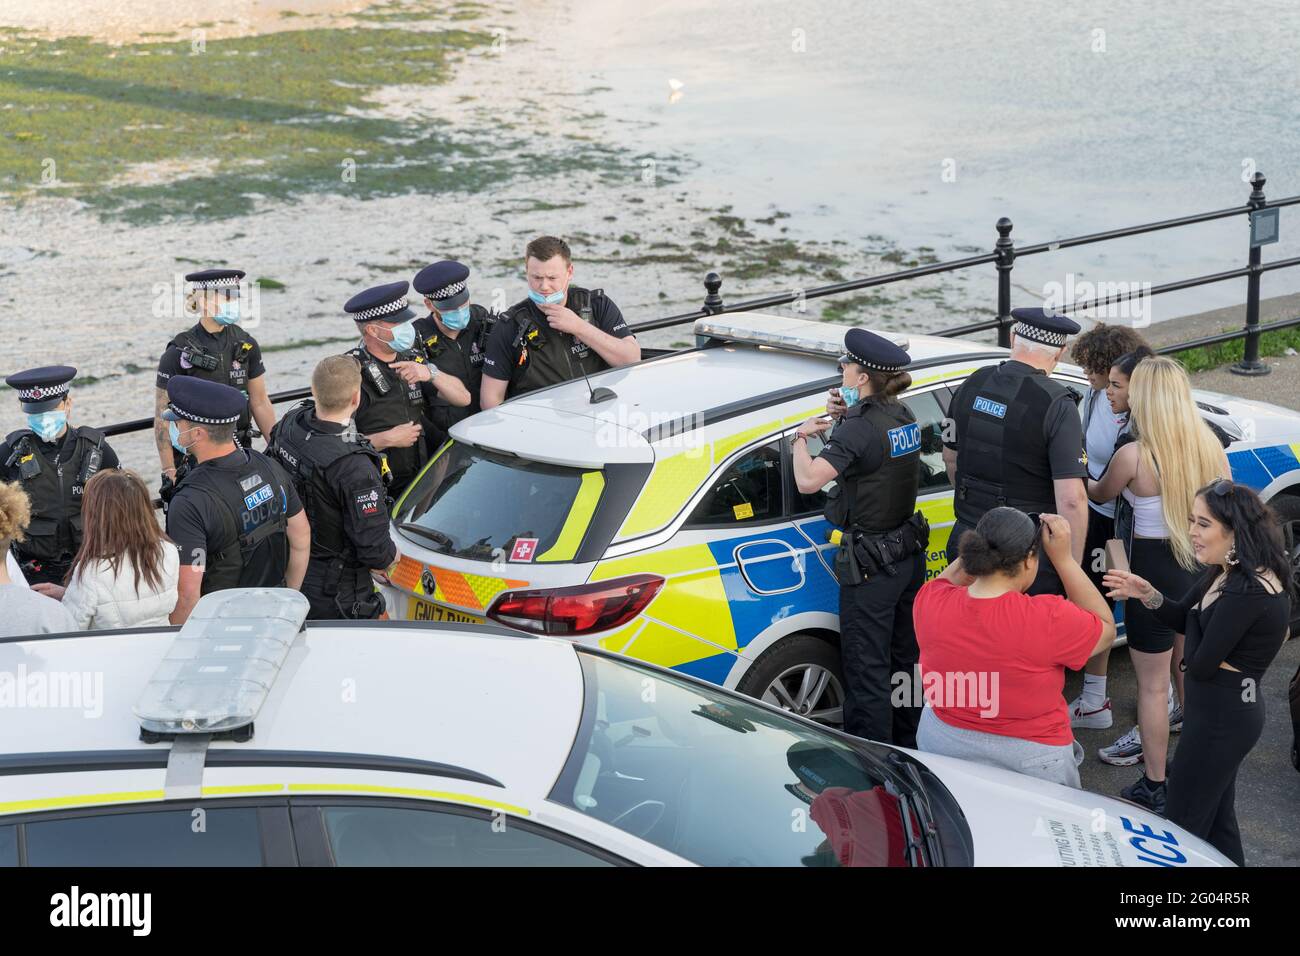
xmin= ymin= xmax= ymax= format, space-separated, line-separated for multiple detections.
xmin=163 ymin=377 xmax=310 ymax=624
xmin=412 ymin=260 xmax=495 ymax=441
xmin=345 ymin=281 xmax=470 ymax=501
xmin=154 ymin=268 xmax=276 ymax=503
xmin=1 ymin=366 xmax=118 ymax=589
xmin=269 ymin=355 xmax=397 ymax=620
xmin=792 ymin=330 xmax=929 ymax=747
xmin=481 ymin=235 xmax=639 ymax=409
xmin=941 ymin=307 xmax=1089 ymax=595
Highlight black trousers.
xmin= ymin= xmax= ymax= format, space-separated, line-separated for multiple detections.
xmin=947 ymin=519 xmax=1063 ymax=596
xmin=839 ymin=550 xmax=925 ymax=747
xmin=1167 ymin=670 xmax=1264 ymax=866
xmin=301 ymin=562 xmax=385 ymax=621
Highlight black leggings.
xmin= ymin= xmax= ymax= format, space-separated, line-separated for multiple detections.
xmin=1125 ymin=537 xmax=1197 ymax=653
xmin=1166 ymin=669 xmax=1264 ymax=866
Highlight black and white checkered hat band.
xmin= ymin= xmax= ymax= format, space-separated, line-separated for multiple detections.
xmin=353 ymin=297 xmax=409 ymax=321
xmin=844 ymin=350 xmax=903 ymax=372
xmin=432 ymin=279 xmax=466 ymax=301
xmin=167 ymin=403 xmax=240 ymax=425
xmin=1014 ymin=322 xmax=1069 ymax=347
xmin=18 ymin=383 xmax=70 ymax=402
xmin=189 ymin=276 xmax=242 ymax=290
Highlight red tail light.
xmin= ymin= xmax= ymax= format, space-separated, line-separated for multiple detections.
xmin=487 ymin=574 xmax=665 ymax=636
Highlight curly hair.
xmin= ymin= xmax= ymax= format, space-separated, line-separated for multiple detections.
xmin=1070 ymin=323 xmax=1150 ymax=376
xmin=0 ymin=481 xmax=32 ymax=545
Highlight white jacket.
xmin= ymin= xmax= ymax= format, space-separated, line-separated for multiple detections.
xmin=61 ymin=545 xmax=180 ymax=630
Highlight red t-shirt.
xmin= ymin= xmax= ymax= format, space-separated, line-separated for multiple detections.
xmin=913 ymin=578 xmax=1101 ymax=745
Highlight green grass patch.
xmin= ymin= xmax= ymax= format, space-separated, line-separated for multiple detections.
xmin=820 ymin=292 xmax=900 ymax=324
xmin=255 ymin=277 xmax=286 ymax=290
xmin=262 ymin=334 xmax=357 ymax=353
xmin=1173 ymin=326 xmax=1300 ymax=374
xmin=0 ymin=7 xmax=629 ymax=224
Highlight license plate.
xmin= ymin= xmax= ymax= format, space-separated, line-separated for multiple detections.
xmin=408 ymin=597 xmax=483 ymax=626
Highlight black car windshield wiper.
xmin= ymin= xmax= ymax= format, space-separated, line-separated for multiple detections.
xmin=398 ymin=523 xmax=454 ymax=553
xmin=887 ymin=751 xmax=944 ymax=866
xmin=893 ymin=790 xmax=929 ymax=867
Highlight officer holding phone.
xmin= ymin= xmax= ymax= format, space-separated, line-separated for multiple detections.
xmin=791 ymin=329 xmax=929 ymax=746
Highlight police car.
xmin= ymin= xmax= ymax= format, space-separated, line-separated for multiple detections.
xmin=381 ymin=314 xmax=1300 ymax=728
xmin=0 ymin=588 xmax=1230 ymax=867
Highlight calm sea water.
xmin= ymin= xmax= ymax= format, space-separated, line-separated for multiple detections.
xmin=564 ymin=0 xmax=1300 ymax=320
xmin=3 ymin=0 xmax=1298 ymax=458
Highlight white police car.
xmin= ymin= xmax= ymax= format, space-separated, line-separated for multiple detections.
xmin=381 ymin=313 xmax=1300 ymax=727
xmin=0 ymin=589 xmax=1230 ymax=866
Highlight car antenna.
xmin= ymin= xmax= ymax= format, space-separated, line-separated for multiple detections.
xmin=563 ymin=341 xmax=616 ymax=404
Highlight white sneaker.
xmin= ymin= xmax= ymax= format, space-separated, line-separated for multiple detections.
xmin=1068 ymin=695 xmax=1114 ymax=730
xmin=1099 ymin=725 xmax=1144 ymax=766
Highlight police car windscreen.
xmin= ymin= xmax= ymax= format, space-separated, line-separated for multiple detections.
xmin=396 ymin=443 xmax=602 ymax=563
xmin=551 ymin=652 xmax=936 ymax=867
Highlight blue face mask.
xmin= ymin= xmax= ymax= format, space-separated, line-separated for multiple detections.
xmin=388 ymin=320 xmax=416 ymax=352
xmin=168 ymin=421 xmax=194 ymax=454
xmin=839 ymin=385 xmax=861 ymax=409
xmin=214 ymin=299 xmax=240 ymax=326
xmin=528 ymin=288 xmax=566 ymax=306
xmin=438 ymin=305 xmax=471 ymax=331
xmin=27 ymin=410 xmax=67 ymax=442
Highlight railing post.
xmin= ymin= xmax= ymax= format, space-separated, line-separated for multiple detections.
xmin=994 ymin=218 xmax=1015 ymax=348
xmin=702 ymin=271 xmax=724 ymax=315
xmin=1230 ymin=172 xmax=1269 ymax=376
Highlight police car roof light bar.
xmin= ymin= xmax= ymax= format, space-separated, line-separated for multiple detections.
xmin=694 ymin=314 xmax=909 ymax=358
xmin=133 ymin=588 xmax=310 ymax=738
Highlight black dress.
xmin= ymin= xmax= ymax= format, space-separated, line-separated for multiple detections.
xmin=1153 ymin=569 xmax=1289 ymax=865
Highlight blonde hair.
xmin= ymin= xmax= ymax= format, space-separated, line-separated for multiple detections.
xmin=0 ymin=481 xmax=31 ymax=545
xmin=313 ymin=355 xmax=362 ymax=413
xmin=1128 ymin=357 xmax=1229 ymax=570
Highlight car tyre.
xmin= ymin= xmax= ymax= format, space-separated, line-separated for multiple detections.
xmin=737 ymin=634 xmax=846 ymax=729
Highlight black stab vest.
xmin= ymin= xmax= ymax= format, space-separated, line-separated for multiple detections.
xmin=950 ymin=363 xmax=1073 ymax=525
xmin=174 ymin=448 xmax=290 ymax=593
xmin=823 ymin=400 xmax=921 ymax=534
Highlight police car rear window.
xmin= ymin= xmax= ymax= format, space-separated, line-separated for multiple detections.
xmin=396 ymin=443 xmax=603 ymax=563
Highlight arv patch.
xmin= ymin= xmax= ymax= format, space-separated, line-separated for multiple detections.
xmin=353 ymin=487 xmax=383 ymax=519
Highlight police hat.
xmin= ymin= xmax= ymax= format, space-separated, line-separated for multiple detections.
xmin=163 ymin=376 xmax=246 ymax=425
xmin=185 ymin=268 xmax=245 ymax=295
xmin=784 ymin=742 xmax=875 ymax=805
xmin=838 ymin=327 xmax=911 ymax=371
xmin=5 ymin=365 xmax=77 ymax=413
xmin=1010 ymin=307 xmax=1080 ymax=347
xmin=345 ymin=280 xmax=416 ymax=325
xmin=413 ymin=261 xmax=470 ymax=310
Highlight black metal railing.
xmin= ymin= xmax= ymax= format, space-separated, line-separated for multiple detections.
xmin=97 ymin=171 xmax=1299 ymax=442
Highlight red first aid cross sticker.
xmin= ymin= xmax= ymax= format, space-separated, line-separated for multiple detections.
xmin=510 ymin=538 xmax=540 ymax=562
